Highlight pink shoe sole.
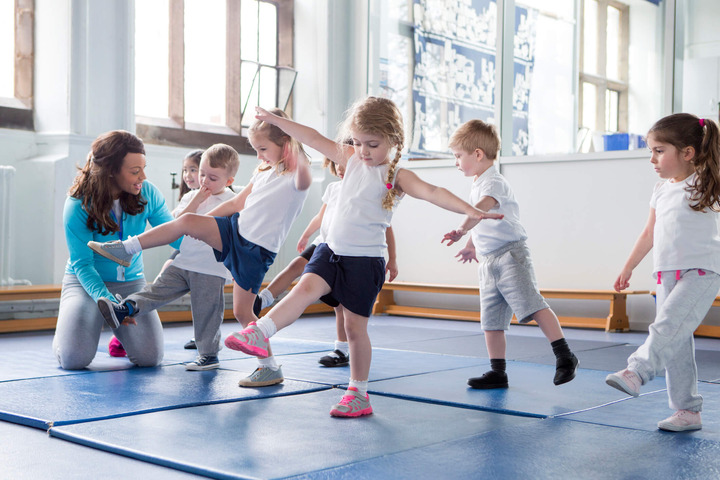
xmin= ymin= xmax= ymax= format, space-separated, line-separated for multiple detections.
xmin=330 ymin=406 xmax=373 ymax=418
xmin=224 ymin=334 xmax=268 ymax=357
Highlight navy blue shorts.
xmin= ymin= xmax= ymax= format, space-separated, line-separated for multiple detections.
xmin=214 ymin=213 xmax=276 ymax=294
xmin=299 ymin=244 xmax=340 ymax=308
xmin=303 ymin=243 xmax=385 ymax=317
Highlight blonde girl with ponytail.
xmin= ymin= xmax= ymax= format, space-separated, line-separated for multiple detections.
xmin=225 ymin=97 xmax=503 ymax=417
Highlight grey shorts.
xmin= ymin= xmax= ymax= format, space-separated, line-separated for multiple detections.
xmin=478 ymin=240 xmax=549 ymax=331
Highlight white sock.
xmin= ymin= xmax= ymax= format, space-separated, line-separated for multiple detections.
xmin=335 ymin=341 xmax=349 ymax=355
xmin=258 ymin=355 xmax=279 ymax=371
xmin=122 ymin=236 xmax=142 ymax=255
xmin=349 ymin=378 xmax=368 ymax=396
xmin=259 ymin=288 xmax=275 ymax=309
xmin=256 ymin=316 xmax=277 ymax=338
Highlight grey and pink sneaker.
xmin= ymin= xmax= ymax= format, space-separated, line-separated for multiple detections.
xmin=224 ymin=322 xmax=269 ymax=357
xmin=330 ymin=387 xmax=373 ymax=418
xmin=605 ymin=368 xmax=642 ymax=397
xmin=88 ymin=240 xmax=134 ymax=267
xmin=657 ymin=410 xmax=702 ymax=432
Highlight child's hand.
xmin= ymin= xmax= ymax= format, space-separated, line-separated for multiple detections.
xmin=255 ymin=106 xmax=276 ymax=124
xmin=455 ymin=246 xmax=478 ymax=264
xmin=614 ymin=268 xmax=632 ymax=292
xmin=297 ymin=236 xmax=309 ymax=253
xmin=386 ymin=258 xmax=399 ymax=282
xmin=121 ymin=317 xmax=137 ymax=326
xmin=196 ymin=185 xmax=213 ymax=203
xmin=442 ymin=229 xmax=467 ymax=246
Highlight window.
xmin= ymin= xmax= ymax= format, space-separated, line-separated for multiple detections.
xmin=369 ymin=0 xmax=665 ymax=158
xmin=579 ymin=0 xmax=629 ymax=135
xmin=135 ymin=0 xmax=296 ymax=154
xmin=0 ymin=0 xmax=33 ymax=131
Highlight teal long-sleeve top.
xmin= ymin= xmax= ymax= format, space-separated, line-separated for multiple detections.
xmin=63 ymin=181 xmax=182 ymax=302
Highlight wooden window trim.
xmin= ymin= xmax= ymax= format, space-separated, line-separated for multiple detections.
xmin=136 ymin=0 xmax=294 ymax=154
xmin=0 ymin=0 xmax=34 ymax=131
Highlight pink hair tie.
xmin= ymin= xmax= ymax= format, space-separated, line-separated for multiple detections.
xmin=700 ymin=118 xmax=705 ymax=127
xmin=386 ymin=183 xmax=393 ymax=190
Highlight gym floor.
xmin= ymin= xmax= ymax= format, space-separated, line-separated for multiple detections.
xmin=2 ymin=314 xmax=720 ymax=479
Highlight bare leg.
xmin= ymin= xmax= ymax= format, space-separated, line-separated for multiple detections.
xmin=485 ymin=330 xmax=507 ymax=358
xmin=138 ymin=214 xmax=223 ymax=252
xmin=264 ymin=256 xmax=309 ymax=298
xmin=335 ymin=306 xmax=347 ymax=342
xmin=532 ymin=308 xmax=564 ymax=343
xmin=343 ymin=308 xmax=371 ymax=381
xmin=264 ymin=273 xmax=332 ymax=330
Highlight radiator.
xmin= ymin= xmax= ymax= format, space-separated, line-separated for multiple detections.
xmin=0 ymin=165 xmax=30 ymax=286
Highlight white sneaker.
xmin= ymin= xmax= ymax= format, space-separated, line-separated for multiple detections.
xmin=605 ymin=368 xmax=641 ymax=397
xmin=658 ymin=410 xmax=702 ymax=432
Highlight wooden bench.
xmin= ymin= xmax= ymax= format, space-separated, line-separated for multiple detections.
xmin=373 ymin=281 xmax=649 ymax=332
xmin=0 ymin=283 xmax=332 ymax=333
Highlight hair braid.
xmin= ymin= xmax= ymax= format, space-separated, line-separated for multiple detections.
xmin=382 ymin=145 xmax=403 ymax=210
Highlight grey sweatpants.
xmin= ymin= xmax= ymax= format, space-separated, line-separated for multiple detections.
xmin=128 ymin=265 xmax=226 ymax=356
xmin=53 ymin=274 xmax=164 ymax=370
xmin=628 ymin=268 xmax=720 ymax=412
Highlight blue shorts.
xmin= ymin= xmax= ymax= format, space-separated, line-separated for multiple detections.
xmin=214 ymin=213 xmax=276 ymax=294
xmin=304 ymin=243 xmax=385 ymax=317
xmin=299 ymin=244 xmax=340 ymax=308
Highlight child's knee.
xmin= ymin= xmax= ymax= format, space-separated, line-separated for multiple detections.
xmin=55 ymin=347 xmax=94 ymax=370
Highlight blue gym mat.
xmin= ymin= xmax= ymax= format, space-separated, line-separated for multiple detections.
xmin=288 ymin=417 xmax=720 ymax=480
xmin=0 ymin=420 xmax=206 ymax=480
xmin=560 ymin=381 xmax=720 ymax=440
xmin=527 ymin=344 xmax=720 ymax=382
xmin=49 ymin=388 xmax=536 ymax=480
xmin=368 ymin=361 xmax=667 ymax=418
xmin=221 ymin=347 xmax=488 ymax=386
xmin=0 ymin=363 xmax=328 ymax=430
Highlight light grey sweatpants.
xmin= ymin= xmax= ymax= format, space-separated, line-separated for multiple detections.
xmin=53 ymin=274 xmax=164 ymax=370
xmin=127 ymin=265 xmax=226 ymax=356
xmin=628 ymin=268 xmax=720 ymax=412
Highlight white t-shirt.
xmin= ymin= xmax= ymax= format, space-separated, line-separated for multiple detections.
xmin=238 ymin=166 xmax=309 ymax=253
xmin=172 ymin=188 xmax=236 ymax=279
xmin=325 ymin=155 xmax=403 ymax=257
xmin=650 ymin=174 xmax=720 ymax=274
xmin=469 ymin=165 xmax=527 ymax=255
xmin=312 ymin=180 xmax=342 ymax=246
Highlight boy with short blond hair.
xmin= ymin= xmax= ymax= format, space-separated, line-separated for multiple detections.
xmin=97 ymin=144 xmax=240 ymax=371
xmin=443 ymin=120 xmax=578 ymax=389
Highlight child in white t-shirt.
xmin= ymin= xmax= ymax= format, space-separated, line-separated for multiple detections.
xmin=97 ymin=144 xmax=238 ymax=370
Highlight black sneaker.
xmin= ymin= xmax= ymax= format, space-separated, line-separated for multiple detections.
xmin=554 ymin=353 xmax=579 ymax=385
xmin=253 ymin=295 xmax=263 ymax=317
xmin=467 ymin=370 xmax=509 ymax=389
xmin=318 ymin=349 xmax=350 ymax=367
xmin=184 ymin=338 xmax=197 ymax=350
xmin=185 ymin=355 xmax=220 ymax=371
xmin=97 ymin=296 xmax=131 ymax=329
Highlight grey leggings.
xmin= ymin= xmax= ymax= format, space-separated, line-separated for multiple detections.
xmin=629 ymin=268 xmax=720 ymax=412
xmin=52 ymin=274 xmax=164 ymax=370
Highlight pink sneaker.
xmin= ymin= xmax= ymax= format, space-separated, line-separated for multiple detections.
xmin=330 ymin=387 xmax=373 ymax=417
xmin=108 ymin=336 xmax=126 ymax=357
xmin=605 ymin=368 xmax=641 ymax=397
xmin=658 ymin=410 xmax=702 ymax=432
xmin=224 ymin=322 xmax=269 ymax=357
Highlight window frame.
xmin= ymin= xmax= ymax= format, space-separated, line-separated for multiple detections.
xmin=0 ymin=0 xmax=34 ymax=131
xmin=135 ymin=0 xmax=294 ymax=155
xmin=578 ymin=0 xmax=630 ymax=134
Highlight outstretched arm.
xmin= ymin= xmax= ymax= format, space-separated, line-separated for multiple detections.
xmin=207 ymin=184 xmax=253 ymax=217
xmin=614 ymin=208 xmax=655 ymax=292
xmin=442 ymin=195 xmax=498 ymax=246
xmin=255 ymin=107 xmax=353 ymax=167
xmin=395 ymin=169 xmax=503 ymax=234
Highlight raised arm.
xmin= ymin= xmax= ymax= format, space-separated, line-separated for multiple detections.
xmin=207 ymin=183 xmax=253 ymax=217
xmin=614 ymin=208 xmax=655 ymax=292
xmin=255 ymin=107 xmax=353 ymax=167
